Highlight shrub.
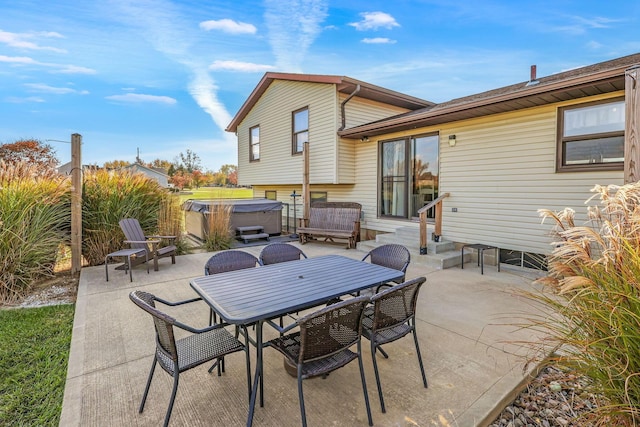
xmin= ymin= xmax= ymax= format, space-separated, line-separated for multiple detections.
xmin=82 ymin=169 xmax=169 ymax=266
xmin=533 ymin=183 xmax=640 ymax=425
xmin=204 ymin=203 xmax=233 ymax=251
xmin=0 ymin=161 xmax=70 ymax=303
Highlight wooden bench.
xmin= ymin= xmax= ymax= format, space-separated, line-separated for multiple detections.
xmin=297 ymin=202 xmax=361 ymax=249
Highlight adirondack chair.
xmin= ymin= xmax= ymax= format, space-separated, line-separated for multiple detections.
xmin=119 ymin=218 xmax=177 ymax=271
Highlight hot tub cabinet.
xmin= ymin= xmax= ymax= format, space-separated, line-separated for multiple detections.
xmin=183 ymin=199 xmax=283 ymax=240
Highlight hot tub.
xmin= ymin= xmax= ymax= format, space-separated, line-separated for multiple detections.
xmin=183 ymin=199 xmax=283 ymax=240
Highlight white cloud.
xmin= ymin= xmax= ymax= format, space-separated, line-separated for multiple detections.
xmin=0 ymin=55 xmax=38 ymax=64
xmin=105 ymin=93 xmax=177 ymax=104
xmin=199 ymin=19 xmax=257 ymax=34
xmin=349 ymin=12 xmax=399 ymax=31
xmin=52 ymin=64 xmax=97 ymax=74
xmin=5 ymin=96 xmax=46 ymax=103
xmin=264 ymin=0 xmax=329 ymax=72
xmin=0 ymin=30 xmax=67 ymax=53
xmin=209 ymin=60 xmax=275 ymax=72
xmin=362 ymin=37 xmax=396 ymax=44
xmin=24 ymin=83 xmax=89 ymax=95
xmin=549 ymin=16 xmax=619 ymax=35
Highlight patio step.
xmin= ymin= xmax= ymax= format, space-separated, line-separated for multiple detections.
xmin=358 ymin=226 xmax=465 ymax=270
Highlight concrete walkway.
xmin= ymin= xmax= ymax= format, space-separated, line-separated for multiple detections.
xmin=60 ymin=242 xmax=546 ymax=427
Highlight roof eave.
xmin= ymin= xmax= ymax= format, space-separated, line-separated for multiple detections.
xmin=339 ymin=66 xmax=630 ymax=139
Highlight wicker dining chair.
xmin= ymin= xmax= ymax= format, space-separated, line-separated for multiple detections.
xmin=204 ymin=250 xmax=261 ymax=325
xmin=129 ymin=290 xmax=251 ymax=427
xmin=266 ymin=296 xmax=373 ymax=427
xmin=258 ymin=242 xmax=307 ymax=265
xmin=361 ymin=276 xmax=427 ymax=413
xmin=204 ymin=250 xmax=261 ymax=275
xmin=361 ymin=244 xmax=411 ymax=292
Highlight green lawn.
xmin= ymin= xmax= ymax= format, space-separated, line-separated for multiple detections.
xmin=0 ymin=304 xmax=74 ymax=426
xmin=179 ymin=187 xmax=253 ymax=203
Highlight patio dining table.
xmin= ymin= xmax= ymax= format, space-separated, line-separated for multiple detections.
xmin=189 ymin=254 xmax=405 ymax=427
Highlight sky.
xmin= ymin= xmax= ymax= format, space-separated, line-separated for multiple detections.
xmin=1 ymin=1 xmax=639 ymax=172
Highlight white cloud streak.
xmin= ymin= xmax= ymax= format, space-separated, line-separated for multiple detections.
xmin=199 ymin=19 xmax=257 ymax=34
xmin=0 ymin=30 xmax=67 ymax=53
xmin=105 ymin=93 xmax=177 ymax=104
xmin=24 ymin=83 xmax=89 ymax=95
xmin=362 ymin=37 xmax=396 ymax=44
xmin=209 ymin=60 xmax=275 ymax=72
xmin=264 ymin=0 xmax=328 ymax=72
xmin=0 ymin=54 xmax=96 ymax=74
xmin=349 ymin=12 xmax=399 ymax=31
xmin=110 ymin=0 xmax=235 ymax=142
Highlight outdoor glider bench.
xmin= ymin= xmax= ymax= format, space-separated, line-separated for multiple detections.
xmin=298 ymin=201 xmax=361 ymax=249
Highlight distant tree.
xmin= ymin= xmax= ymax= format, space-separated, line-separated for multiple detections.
xmin=169 ymin=170 xmax=188 ymax=190
xmin=103 ymin=160 xmax=130 ymax=169
xmin=175 ymin=149 xmax=201 ymax=173
xmin=149 ymin=158 xmax=172 ymax=172
xmin=191 ymin=170 xmax=204 ymax=188
xmin=228 ymin=169 xmax=237 ymax=185
xmin=0 ymin=139 xmax=58 ymax=171
xmin=219 ymin=164 xmax=236 ymax=176
xmin=167 ymin=163 xmax=176 ymax=176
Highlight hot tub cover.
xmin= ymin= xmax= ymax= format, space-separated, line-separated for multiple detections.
xmin=182 ymin=199 xmax=283 ymax=213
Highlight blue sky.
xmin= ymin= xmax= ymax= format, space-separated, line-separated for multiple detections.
xmin=1 ymin=1 xmax=638 ymax=171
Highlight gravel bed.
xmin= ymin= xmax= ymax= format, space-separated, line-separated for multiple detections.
xmin=488 ymin=365 xmax=601 ymax=427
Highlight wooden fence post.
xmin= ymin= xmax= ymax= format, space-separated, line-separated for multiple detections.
xmin=70 ymin=133 xmax=82 ymax=276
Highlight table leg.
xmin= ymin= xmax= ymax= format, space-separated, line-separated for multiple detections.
xmin=247 ymin=321 xmax=263 ymax=427
xmin=480 ymin=249 xmax=484 ymax=275
xmin=105 ymin=256 xmax=109 ymax=281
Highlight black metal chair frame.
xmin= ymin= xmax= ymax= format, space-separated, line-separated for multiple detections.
xmin=266 ymin=296 xmax=373 ymax=427
xmin=361 ymin=277 xmax=428 ymax=413
xmin=129 ymin=290 xmax=251 ymax=427
xmin=258 ymin=242 xmax=308 ymax=265
xmin=361 ymin=244 xmax=410 ymax=291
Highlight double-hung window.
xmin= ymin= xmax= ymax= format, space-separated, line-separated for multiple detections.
xmin=557 ymin=98 xmax=624 ymax=172
xmin=249 ymin=125 xmax=260 ymax=162
xmin=292 ymin=107 xmax=309 ymax=154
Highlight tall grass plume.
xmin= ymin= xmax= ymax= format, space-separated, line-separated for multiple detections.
xmin=529 ymin=183 xmax=640 ymax=425
xmin=204 ymin=203 xmax=233 ymax=251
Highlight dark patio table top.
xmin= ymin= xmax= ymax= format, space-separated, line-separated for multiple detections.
xmin=189 ymin=254 xmax=404 ymax=325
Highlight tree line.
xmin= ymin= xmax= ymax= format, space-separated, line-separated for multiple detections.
xmin=0 ymin=139 xmax=236 ymax=189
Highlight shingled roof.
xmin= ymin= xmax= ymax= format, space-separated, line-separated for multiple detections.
xmin=339 ymin=52 xmax=640 ymax=139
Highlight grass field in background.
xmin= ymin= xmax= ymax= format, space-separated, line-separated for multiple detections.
xmin=179 ymin=187 xmax=253 ymax=203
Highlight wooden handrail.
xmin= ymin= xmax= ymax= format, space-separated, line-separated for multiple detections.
xmin=418 ymin=192 xmax=449 ymax=254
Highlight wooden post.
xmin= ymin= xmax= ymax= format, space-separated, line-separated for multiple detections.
xmin=625 ymin=66 xmax=639 ymax=184
xmin=70 ymin=133 xmax=82 ymax=276
xmin=302 ymin=141 xmax=310 ymax=220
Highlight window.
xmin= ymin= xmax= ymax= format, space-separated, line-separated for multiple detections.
xmin=265 ymin=190 xmax=276 ymax=200
xmin=310 ymin=191 xmax=327 ymax=203
xmin=557 ymin=98 xmax=625 ymax=172
xmin=292 ymin=107 xmax=309 ymax=154
xmin=250 ymin=125 xmax=260 ymax=161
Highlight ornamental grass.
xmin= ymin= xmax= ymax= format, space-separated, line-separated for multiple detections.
xmin=0 ymin=161 xmax=70 ymax=303
xmin=204 ymin=202 xmax=233 ymax=251
xmin=82 ymin=169 xmax=170 ymax=266
xmin=531 ymin=183 xmax=640 ymax=425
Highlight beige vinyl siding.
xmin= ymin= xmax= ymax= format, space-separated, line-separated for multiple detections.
xmin=439 ymin=93 xmax=624 ymax=255
xmin=347 ymin=92 xmax=624 ymax=255
xmin=237 ymin=80 xmax=338 ymax=186
xmin=337 ymin=96 xmax=411 ymax=184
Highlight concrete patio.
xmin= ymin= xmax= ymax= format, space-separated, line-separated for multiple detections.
xmin=60 ymin=241 xmax=546 ymax=427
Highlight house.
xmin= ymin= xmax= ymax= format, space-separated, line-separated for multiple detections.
xmin=121 ymin=163 xmax=170 ymax=188
xmin=227 ymin=54 xmax=640 ymax=266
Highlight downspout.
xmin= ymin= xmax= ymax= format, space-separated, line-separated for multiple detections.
xmin=338 ymin=84 xmax=361 ymax=131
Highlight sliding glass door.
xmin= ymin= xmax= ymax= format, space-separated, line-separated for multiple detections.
xmin=380 ymin=134 xmax=439 ymax=219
